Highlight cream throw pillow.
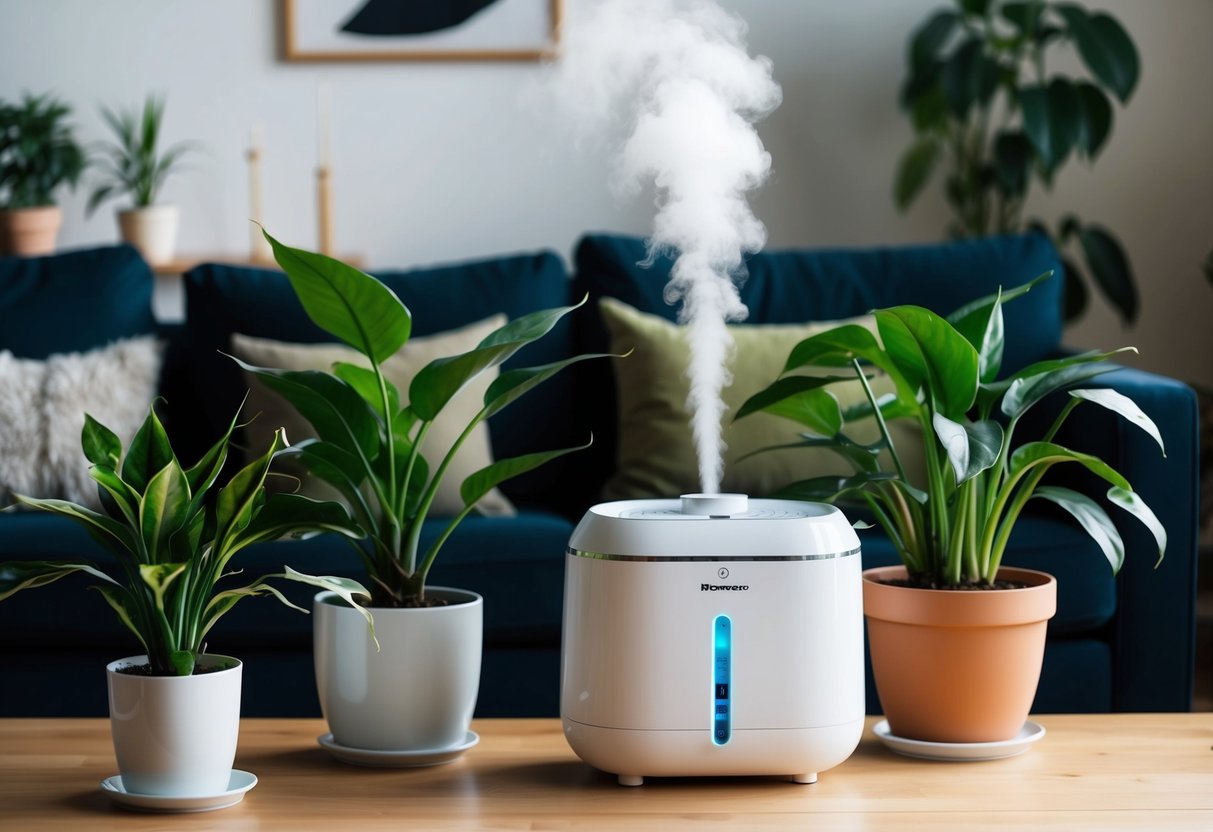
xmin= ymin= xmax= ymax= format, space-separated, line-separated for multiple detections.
xmin=0 ymin=336 xmax=163 ymax=510
xmin=599 ymin=297 xmax=923 ymax=501
xmin=231 ymin=316 xmax=515 ymax=518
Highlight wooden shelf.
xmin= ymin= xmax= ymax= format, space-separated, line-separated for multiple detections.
xmin=150 ymin=253 xmax=364 ymax=276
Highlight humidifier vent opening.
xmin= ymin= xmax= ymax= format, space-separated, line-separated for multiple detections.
xmin=681 ymin=493 xmax=748 ymax=518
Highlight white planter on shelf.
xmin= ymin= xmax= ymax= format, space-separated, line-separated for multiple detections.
xmin=117 ymin=203 xmax=178 ymax=266
xmin=106 ymin=654 xmax=242 ymax=796
xmin=314 ymin=588 xmax=482 ymax=752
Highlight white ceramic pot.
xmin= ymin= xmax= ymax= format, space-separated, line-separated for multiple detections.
xmin=106 ymin=654 xmax=242 ymax=796
xmin=117 ymin=203 xmax=179 ymax=266
xmin=314 ymin=588 xmax=482 ymax=752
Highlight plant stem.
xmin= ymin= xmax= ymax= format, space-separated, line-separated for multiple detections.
xmin=852 ymin=359 xmax=909 ymax=482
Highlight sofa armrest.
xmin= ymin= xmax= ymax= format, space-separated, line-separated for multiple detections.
xmin=1041 ymin=362 xmax=1200 ymax=710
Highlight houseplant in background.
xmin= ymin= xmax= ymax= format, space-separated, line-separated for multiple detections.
xmin=236 ymin=231 xmax=607 ymax=761
xmin=0 ymin=93 xmax=86 ymax=256
xmin=0 ymin=404 xmax=370 ymax=805
xmin=737 ymin=272 xmax=1167 ymax=745
xmin=894 ymin=0 xmax=1141 ymax=323
xmin=86 ymin=94 xmax=195 ymax=266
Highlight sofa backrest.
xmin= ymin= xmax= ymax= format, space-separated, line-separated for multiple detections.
xmin=180 ymin=252 xmax=581 ymax=511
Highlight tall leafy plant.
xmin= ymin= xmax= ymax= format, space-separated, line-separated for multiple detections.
xmin=0 ymin=405 xmax=371 ymax=676
xmin=86 ymin=94 xmax=195 ymax=215
xmin=736 ymin=273 xmax=1166 ymax=587
xmin=237 ymin=232 xmax=609 ymax=608
xmin=0 ymin=93 xmax=86 ymax=209
xmin=895 ymin=0 xmax=1141 ymax=323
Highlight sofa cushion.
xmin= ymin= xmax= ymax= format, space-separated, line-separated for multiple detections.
xmin=182 ymin=252 xmax=580 ymax=511
xmin=0 ymin=244 xmax=156 ymax=358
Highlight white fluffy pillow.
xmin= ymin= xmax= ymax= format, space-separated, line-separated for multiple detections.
xmin=0 ymin=336 xmax=163 ymax=510
xmin=230 ymin=315 xmax=515 ymax=518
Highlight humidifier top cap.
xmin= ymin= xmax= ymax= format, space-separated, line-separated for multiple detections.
xmin=568 ymin=495 xmax=861 ymax=559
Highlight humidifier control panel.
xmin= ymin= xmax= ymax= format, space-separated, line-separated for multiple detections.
xmin=713 ymin=615 xmax=731 ymax=745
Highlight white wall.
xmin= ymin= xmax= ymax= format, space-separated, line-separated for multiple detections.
xmin=1 ymin=0 xmax=1209 ymax=384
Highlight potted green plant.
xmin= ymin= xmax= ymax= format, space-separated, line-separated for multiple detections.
xmin=0 ymin=404 xmax=370 ymax=801
xmin=0 ymin=93 xmax=86 ymax=256
xmin=86 ymin=94 xmax=195 ymax=266
xmin=236 ymin=231 xmax=608 ymax=760
xmin=736 ymin=272 xmax=1166 ymax=745
xmin=894 ymin=0 xmax=1140 ymax=323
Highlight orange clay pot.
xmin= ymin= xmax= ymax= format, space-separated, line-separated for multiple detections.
xmin=863 ymin=565 xmax=1057 ymax=744
xmin=0 ymin=206 xmax=62 ymax=256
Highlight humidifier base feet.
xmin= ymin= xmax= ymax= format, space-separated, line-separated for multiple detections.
xmin=618 ymin=774 xmax=644 ymax=787
xmin=790 ymin=772 xmax=818 ymax=784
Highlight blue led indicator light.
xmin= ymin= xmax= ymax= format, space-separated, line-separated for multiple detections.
xmin=712 ymin=614 xmax=731 ymax=746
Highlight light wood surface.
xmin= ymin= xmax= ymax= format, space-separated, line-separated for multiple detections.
xmin=1 ymin=715 xmax=1211 ymax=830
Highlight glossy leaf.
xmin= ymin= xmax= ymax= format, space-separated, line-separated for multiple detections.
xmin=1033 ymin=485 xmax=1124 ymax=573
xmin=950 ymin=287 xmax=1004 ymax=383
xmin=738 ymin=434 xmax=884 ymax=475
xmin=334 ymin=361 xmax=399 ymax=423
xmin=92 ymin=583 xmax=148 ymax=649
xmin=0 ymin=560 xmax=119 ymax=601
xmin=1078 ymin=225 xmax=1137 ymax=324
xmin=183 ymin=409 xmax=237 ymax=506
xmin=139 ymin=562 xmax=187 ymax=612
xmin=783 ymin=325 xmax=892 ymax=374
xmin=1069 ymin=389 xmax=1164 ymax=455
xmin=734 ymin=375 xmax=855 ymax=422
xmin=1009 ymin=442 xmax=1131 ymax=491
xmin=1075 ymin=81 xmax=1113 ymax=159
xmin=411 ymin=300 xmax=584 ymax=421
xmin=215 ymin=429 xmax=286 ymax=554
xmin=761 ymin=388 xmax=846 ymax=437
xmin=88 ymin=464 xmax=140 ymax=526
xmin=998 ymin=349 xmax=1132 ymax=418
xmin=11 ymin=496 xmax=134 ymax=556
xmin=263 ymin=230 xmax=410 ymax=363
xmin=1020 ymin=80 xmax=1080 ymax=172
xmin=121 ymin=405 xmax=175 ymax=495
xmin=1054 ymin=4 xmax=1139 ymax=102
xmin=932 ymin=413 xmax=1003 ymax=484
xmin=461 ymin=440 xmax=592 ymax=508
xmin=235 ymin=493 xmax=362 ymax=547
xmin=139 ymin=461 xmax=191 ymax=563
xmin=483 ymin=353 xmax=616 ymax=421
xmin=81 ymin=414 xmax=121 ymax=468
xmin=770 ymin=471 xmax=898 ymax=503
xmin=875 ymin=306 xmax=978 ymax=419
xmin=1107 ymin=486 xmax=1166 ymax=565
xmin=895 ymin=138 xmax=941 ymax=210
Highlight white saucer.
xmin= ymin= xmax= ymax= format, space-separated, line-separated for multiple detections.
xmin=873 ymin=719 xmax=1046 ymax=761
xmin=318 ymin=730 xmax=479 ymax=768
xmin=100 ymin=770 xmax=257 ymax=812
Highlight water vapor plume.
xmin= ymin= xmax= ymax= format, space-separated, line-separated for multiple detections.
xmin=549 ymin=0 xmax=781 ymax=494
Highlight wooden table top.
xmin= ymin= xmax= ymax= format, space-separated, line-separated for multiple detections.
xmin=1 ymin=715 xmax=1211 ymax=830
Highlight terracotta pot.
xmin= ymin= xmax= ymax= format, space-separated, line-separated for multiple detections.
xmin=863 ymin=565 xmax=1057 ymax=744
xmin=0 ymin=206 xmax=62 ymax=256
xmin=117 ymin=204 xmax=179 ymax=266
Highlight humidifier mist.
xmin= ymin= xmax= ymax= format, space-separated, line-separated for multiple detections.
xmin=712 ymin=614 xmax=732 ymax=745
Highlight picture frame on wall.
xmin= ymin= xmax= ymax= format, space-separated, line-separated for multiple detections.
xmin=282 ymin=0 xmax=563 ymax=62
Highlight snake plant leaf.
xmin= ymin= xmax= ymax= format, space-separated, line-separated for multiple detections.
xmin=933 ymin=413 xmax=1003 ymax=484
xmin=1053 ymin=4 xmax=1139 ymax=102
xmin=1077 ymin=225 xmax=1137 ymax=325
xmin=875 ymin=306 xmax=978 ymax=420
xmin=1069 ymin=388 xmax=1165 ymax=455
xmin=140 ymin=461 xmax=191 ymax=563
xmin=460 ymin=439 xmax=592 ymax=508
xmin=92 ymin=583 xmax=149 ymax=650
xmin=139 ymin=562 xmax=187 ymax=612
xmin=734 ymin=375 xmax=853 ymax=424
xmin=263 ymin=230 xmax=411 ymax=363
xmin=215 ymin=429 xmax=286 ymax=556
xmin=783 ymin=324 xmax=893 ymax=374
xmin=88 ymin=464 xmax=140 ymax=526
xmin=11 ymin=496 xmax=134 ymax=557
xmin=411 ymin=299 xmax=586 ymax=421
xmin=234 ymin=493 xmax=362 ymax=547
xmin=1107 ymin=486 xmax=1166 ymax=565
xmin=333 ymin=361 xmax=400 ymax=424
xmin=1074 ymin=81 xmax=1113 ymax=159
xmin=274 ymin=566 xmax=375 ymax=643
xmin=1032 ymin=485 xmax=1124 ymax=574
xmin=999 ymin=349 xmax=1133 ymax=419
xmin=1009 ymin=441 xmax=1131 ymax=491
xmin=233 ymin=360 xmax=379 ymax=460
xmin=81 ymin=413 xmax=121 ymax=468
xmin=771 ymin=471 xmax=898 ymax=503
xmin=0 ymin=560 xmax=120 ymax=601
xmin=121 ymin=404 xmax=175 ymax=495
xmin=482 ymin=352 xmax=619 ymax=421
xmin=184 ymin=407 xmax=239 ymax=502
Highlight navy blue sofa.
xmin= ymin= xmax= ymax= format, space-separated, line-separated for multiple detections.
xmin=0 ymin=233 xmax=1200 ymax=718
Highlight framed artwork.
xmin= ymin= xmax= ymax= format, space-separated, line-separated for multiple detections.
xmin=282 ymin=0 xmax=563 ymax=62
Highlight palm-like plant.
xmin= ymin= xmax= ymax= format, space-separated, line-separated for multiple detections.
xmin=0 ymin=93 xmax=86 ymax=209
xmin=86 ymin=95 xmax=194 ymax=215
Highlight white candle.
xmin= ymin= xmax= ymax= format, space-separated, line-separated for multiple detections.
xmin=317 ymin=83 xmax=332 ymax=169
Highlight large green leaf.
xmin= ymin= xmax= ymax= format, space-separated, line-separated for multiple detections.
xmin=215 ymin=429 xmax=286 ymax=555
xmin=81 ymin=413 xmax=121 ymax=468
xmin=894 ymin=138 xmax=940 ymax=210
xmin=734 ymin=375 xmax=855 ymax=422
xmin=942 ymin=38 xmax=983 ymax=117
xmin=1107 ymin=486 xmax=1166 ymax=565
xmin=1054 ymin=4 xmax=1139 ymax=102
xmin=770 ymin=471 xmax=898 ymax=503
xmin=758 ymin=388 xmax=845 ymax=437
xmin=999 ymin=350 xmax=1131 ymax=418
xmin=932 ymin=413 xmax=1003 ymax=484
xmin=909 ymin=9 xmax=960 ymax=70
xmin=281 ymin=440 xmax=371 ymax=507
xmin=1069 ymin=388 xmax=1164 ymax=455
xmin=1008 ymin=442 xmax=1130 ymax=491
xmin=0 ymin=560 xmax=119 ymax=601
xmin=783 ymin=325 xmax=892 ymax=374
xmin=1077 ymin=225 xmax=1137 ymax=324
xmin=460 ymin=440 xmax=592 ymax=507
xmin=738 ymin=433 xmax=883 ymax=475
xmin=875 ymin=306 xmax=978 ymax=419
xmin=88 ymin=464 xmax=140 ymax=527
xmin=1020 ymin=80 xmax=1081 ymax=172
xmin=233 ymin=360 xmax=379 ymax=459
xmin=1032 ymin=485 xmax=1124 ymax=573
xmin=333 ymin=361 xmax=400 ymax=424
xmin=139 ymin=460 xmax=191 ymax=563
xmin=1074 ymin=82 xmax=1113 ymax=159
xmin=263 ymin=231 xmax=410 ymax=363
xmin=410 ymin=300 xmax=584 ymax=421
xmin=948 ymin=288 xmax=1005 ymax=384
xmin=235 ymin=493 xmax=363 ymax=547
xmin=121 ymin=405 xmax=175 ymax=495
xmin=482 ymin=353 xmax=616 ymax=421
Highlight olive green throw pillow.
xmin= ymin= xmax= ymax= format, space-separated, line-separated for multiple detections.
xmin=230 ymin=315 xmax=514 ymax=518
xmin=599 ymin=297 xmax=922 ymax=501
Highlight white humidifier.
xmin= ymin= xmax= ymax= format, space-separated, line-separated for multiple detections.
xmin=561 ymin=493 xmax=864 ymax=786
